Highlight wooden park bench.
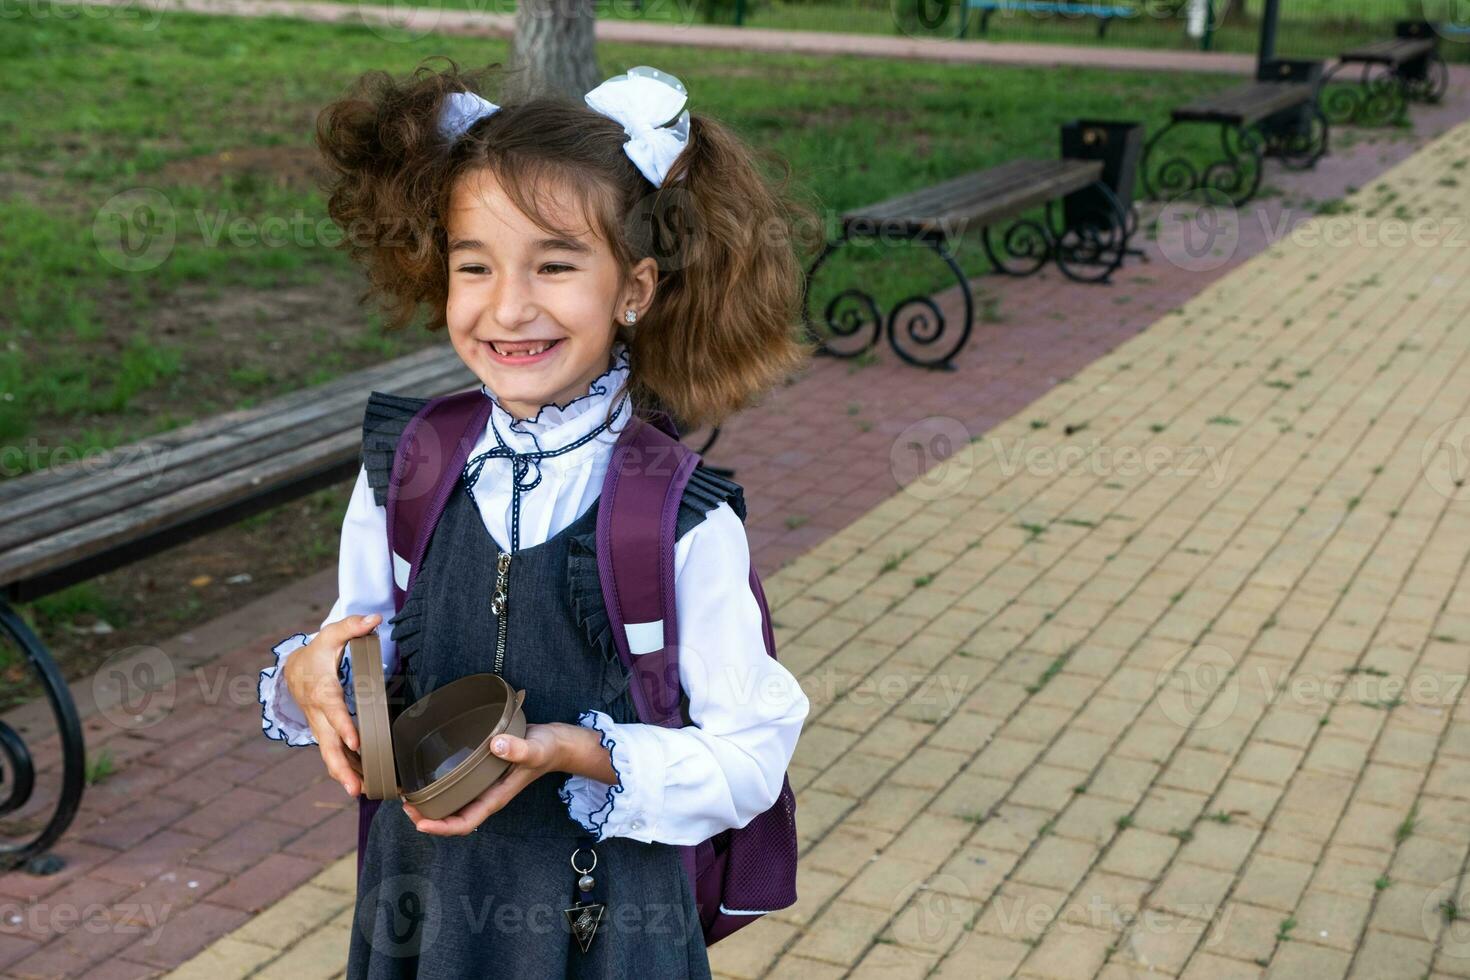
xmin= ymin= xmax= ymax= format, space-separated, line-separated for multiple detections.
xmin=802 ymin=121 xmax=1144 ymax=370
xmin=1321 ymin=20 xmax=1448 ymax=126
xmin=0 ymin=344 xmax=724 ymax=873
xmin=956 ymin=0 xmax=1138 ymax=39
xmin=1141 ymin=59 xmax=1329 ymax=207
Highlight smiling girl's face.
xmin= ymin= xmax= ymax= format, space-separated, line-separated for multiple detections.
xmin=444 ymin=168 xmax=656 ymax=421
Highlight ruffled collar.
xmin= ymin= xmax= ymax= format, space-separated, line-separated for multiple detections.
xmin=477 ymin=340 xmax=632 ymax=467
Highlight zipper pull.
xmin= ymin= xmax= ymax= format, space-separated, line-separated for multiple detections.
xmin=491 ymin=552 xmax=511 ymax=617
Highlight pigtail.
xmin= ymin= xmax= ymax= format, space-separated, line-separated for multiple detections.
xmin=626 ymin=113 xmax=823 ymax=431
xmin=314 ymin=57 xmax=506 ymax=331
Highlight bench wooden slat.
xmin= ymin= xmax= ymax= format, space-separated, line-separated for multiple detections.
xmin=0 ymin=349 xmax=474 ymax=543
xmin=0 ymin=344 xmax=460 ymax=507
xmin=1172 ymin=82 xmax=1314 ymax=125
xmin=1340 ymin=38 xmax=1436 ymax=65
xmin=842 ymin=158 xmax=1103 ymax=235
xmin=846 ymin=159 xmax=1039 ymax=224
xmin=0 ymin=427 xmax=377 ymax=589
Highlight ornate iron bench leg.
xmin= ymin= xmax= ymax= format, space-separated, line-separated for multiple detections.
xmin=1141 ymin=118 xmax=1263 ymax=207
xmin=885 ymin=229 xmax=971 ymax=371
xmin=1140 ymin=119 xmax=1188 ymax=201
xmin=1321 ymin=60 xmax=1405 ymax=127
xmin=0 ymin=600 xmax=85 ymax=876
xmin=1263 ymin=102 xmax=1330 ymax=171
xmin=1050 ymin=180 xmax=1132 ymax=284
xmin=802 ymin=228 xmax=972 ymax=371
xmin=802 ymin=230 xmax=881 ymax=360
xmin=981 ymin=214 xmax=1053 ymax=278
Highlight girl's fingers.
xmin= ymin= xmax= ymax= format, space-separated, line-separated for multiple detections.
xmin=311 ymin=719 xmax=363 ymax=799
xmin=406 ymin=768 xmax=538 ymax=835
xmin=324 ymin=699 xmax=360 ymax=754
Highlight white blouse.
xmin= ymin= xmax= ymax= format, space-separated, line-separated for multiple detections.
xmin=256 ymin=341 xmax=809 ymax=845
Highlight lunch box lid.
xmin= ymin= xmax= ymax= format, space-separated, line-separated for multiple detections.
xmin=348 ymin=633 xmax=526 ymax=808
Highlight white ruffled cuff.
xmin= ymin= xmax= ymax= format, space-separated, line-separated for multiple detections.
xmin=258 ymin=631 xmax=352 ymax=747
xmin=558 ymin=710 xmax=663 ymax=843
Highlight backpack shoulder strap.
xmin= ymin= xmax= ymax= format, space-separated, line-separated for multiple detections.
xmin=384 ymin=388 xmax=493 ymax=611
xmin=595 ymin=414 xmax=700 ymax=727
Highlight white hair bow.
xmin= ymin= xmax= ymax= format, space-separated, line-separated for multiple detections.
xmin=584 ymin=66 xmax=690 ymax=188
xmin=438 ymin=90 xmax=500 ymax=141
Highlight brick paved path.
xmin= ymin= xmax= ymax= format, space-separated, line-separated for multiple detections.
xmin=147 ymin=118 xmax=1470 ymax=978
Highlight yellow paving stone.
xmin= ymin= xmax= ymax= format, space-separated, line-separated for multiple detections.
xmin=1013 ymin=835 xmax=1099 ymax=896
xmin=311 ymin=855 xmax=357 ymax=895
xmin=1114 ymin=908 xmax=1209 ymax=974
xmin=1018 ymin=924 xmax=1115 ymax=978
xmin=1099 ymin=829 xmax=1180 ymax=882
xmin=163 ymin=937 xmax=278 ymax=980
xmin=762 ymin=954 xmax=848 ymax=980
xmin=969 ymin=805 xmax=1055 ymax=856
xmin=788 ymin=901 xmax=894 ymax=967
xmin=840 ymin=854 xmax=938 ymax=911
xmin=1199 ymin=902 xmax=1281 ymax=965
xmin=934 ymin=846 xmax=1017 ymax=903
xmin=1149 ymin=863 xmax=1238 ymax=920
xmin=849 ymin=940 xmax=941 ymax=979
xmin=931 ymin=930 xmax=1032 ymax=979
xmin=1345 ymin=929 xmax=1435 ymax=980
xmin=1090 ymin=757 xmax=1162 ymax=803
xmin=1053 ymin=795 xmax=1134 ymax=846
xmin=1263 ymin=941 xmax=1352 ymax=979
xmin=1132 ymin=788 xmax=1212 ymax=835
xmin=974 ymin=881 xmax=1071 ymax=944
xmin=802 ymin=823 xmax=894 ymax=876
xmin=792 ymin=788 xmax=857 ymax=844
xmin=230 ymin=883 xmax=352 ymax=951
xmin=1181 ymin=951 xmax=1266 ymax=979
xmin=709 ymin=918 xmax=802 ymax=980
xmin=768 ymin=865 xmax=849 ymax=929
xmin=1292 ymin=889 xmax=1374 ymax=953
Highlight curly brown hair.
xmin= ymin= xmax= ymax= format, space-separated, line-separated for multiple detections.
xmin=314 ymin=56 xmax=821 ymax=431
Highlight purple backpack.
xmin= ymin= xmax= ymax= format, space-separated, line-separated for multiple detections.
xmin=357 ymin=388 xmax=799 ymax=946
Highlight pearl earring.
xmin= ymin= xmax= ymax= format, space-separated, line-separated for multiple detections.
xmin=623 ymin=309 xmax=638 ymax=325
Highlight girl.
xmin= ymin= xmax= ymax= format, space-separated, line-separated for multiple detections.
xmin=256 ymin=57 xmax=818 ymax=978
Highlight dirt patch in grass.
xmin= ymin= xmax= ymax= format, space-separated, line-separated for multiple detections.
xmin=23 ymin=271 xmax=440 ymax=468
xmin=157 ymin=143 xmax=329 ymax=196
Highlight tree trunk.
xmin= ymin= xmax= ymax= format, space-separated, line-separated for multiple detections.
xmin=506 ymin=0 xmax=602 ymax=104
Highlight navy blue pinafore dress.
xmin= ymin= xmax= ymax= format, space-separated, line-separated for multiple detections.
xmin=346 ymin=393 xmax=740 ymax=979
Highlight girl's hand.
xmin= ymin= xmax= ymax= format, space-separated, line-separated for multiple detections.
xmin=282 ymin=613 xmax=380 ymax=798
xmin=403 ymin=722 xmax=616 ymax=836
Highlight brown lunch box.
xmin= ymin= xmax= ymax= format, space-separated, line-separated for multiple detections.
xmin=348 ymin=633 xmax=528 ymax=819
